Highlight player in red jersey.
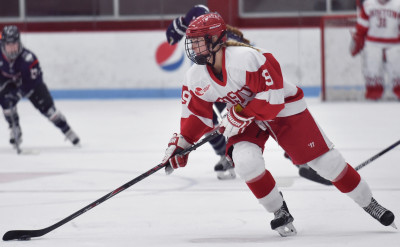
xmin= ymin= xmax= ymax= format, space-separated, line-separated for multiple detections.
xmin=166 ymin=4 xmax=252 ymax=180
xmin=350 ymin=0 xmax=400 ymax=100
xmin=166 ymin=5 xmax=331 ymax=185
xmin=162 ymin=13 xmax=396 ymax=236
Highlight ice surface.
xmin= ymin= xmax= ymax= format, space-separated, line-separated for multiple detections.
xmin=0 ymin=98 xmax=399 ymax=246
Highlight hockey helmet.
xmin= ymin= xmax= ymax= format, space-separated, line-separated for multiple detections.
xmin=1 ymin=25 xmax=23 ymax=60
xmin=185 ymin=12 xmax=227 ymax=65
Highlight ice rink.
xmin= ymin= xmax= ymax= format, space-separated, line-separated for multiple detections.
xmin=0 ymin=98 xmax=399 ymax=247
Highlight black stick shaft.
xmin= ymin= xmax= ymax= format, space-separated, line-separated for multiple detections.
xmin=2 ymin=130 xmax=221 ymax=241
xmin=354 ymin=139 xmax=400 ymax=171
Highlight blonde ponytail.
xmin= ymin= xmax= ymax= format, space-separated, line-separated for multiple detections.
xmin=226 ymin=25 xmax=251 ymax=44
xmin=224 ymin=40 xmax=260 ymax=52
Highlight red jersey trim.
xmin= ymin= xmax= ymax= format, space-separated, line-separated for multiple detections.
xmin=366 ymin=36 xmax=400 ymax=43
xmin=206 ymin=47 xmax=227 ymax=87
xmin=29 ymin=59 xmax=39 ymax=69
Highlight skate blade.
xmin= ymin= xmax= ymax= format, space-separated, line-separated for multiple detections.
xmin=216 ymin=169 xmax=236 ymax=180
xmin=73 ymin=142 xmax=82 ymax=148
xmin=275 ymin=222 xmax=297 ymax=237
xmin=11 ymin=139 xmax=22 ymax=146
xmin=17 ymin=149 xmax=40 ymax=155
xmin=11 ymin=140 xmax=22 ymax=145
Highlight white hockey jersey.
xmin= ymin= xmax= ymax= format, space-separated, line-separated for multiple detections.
xmin=179 ymin=46 xmax=306 ymax=144
xmin=357 ymin=0 xmax=400 ymax=43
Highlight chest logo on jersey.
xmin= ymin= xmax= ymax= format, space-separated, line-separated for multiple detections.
xmin=195 ymin=84 xmax=211 ymax=96
xmin=262 ymin=70 xmax=274 ymax=86
xmin=216 ymin=86 xmax=254 ymax=105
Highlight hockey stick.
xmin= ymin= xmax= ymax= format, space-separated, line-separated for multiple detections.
xmin=212 ymin=104 xmax=224 ymax=123
xmin=354 ymin=139 xmax=400 ymax=171
xmin=2 ymin=129 xmax=221 ymax=241
xmin=299 ymin=139 xmax=400 ymax=185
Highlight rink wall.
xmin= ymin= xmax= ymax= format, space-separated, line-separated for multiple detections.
xmin=20 ymin=28 xmax=321 ymax=99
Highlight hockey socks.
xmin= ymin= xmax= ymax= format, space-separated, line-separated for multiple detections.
xmin=332 ymin=164 xmax=361 ymax=193
xmin=246 ymin=169 xmax=276 ymax=199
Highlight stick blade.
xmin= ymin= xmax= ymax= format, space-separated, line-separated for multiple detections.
xmin=3 ymin=230 xmax=42 ymax=241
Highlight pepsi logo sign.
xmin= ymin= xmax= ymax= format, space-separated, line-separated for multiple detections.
xmin=155 ymin=41 xmax=185 ymax=72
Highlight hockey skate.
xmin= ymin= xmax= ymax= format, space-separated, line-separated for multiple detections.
xmin=271 ymin=195 xmax=297 ymax=237
xmin=9 ymin=125 xmax=22 ymax=146
xmin=214 ymin=155 xmax=236 ymax=180
xmin=363 ymin=198 xmax=396 ymax=228
xmin=64 ymin=129 xmax=80 ymax=145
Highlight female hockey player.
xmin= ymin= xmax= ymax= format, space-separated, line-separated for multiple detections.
xmin=165 ymin=5 xmax=331 ymax=185
xmin=0 ymin=25 xmax=80 ymax=148
xmin=161 ymin=13 xmax=396 ymax=236
xmin=166 ymin=4 xmax=251 ymax=180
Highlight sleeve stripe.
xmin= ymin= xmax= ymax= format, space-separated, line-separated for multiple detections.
xmin=181 ymin=106 xmax=214 ymax=128
xmin=254 ymin=88 xmax=285 ymax=105
xmin=242 ymin=98 xmax=284 ymax=120
xmin=181 ymin=116 xmax=213 ymax=143
xmin=358 ymin=19 xmax=369 ymax=28
xmin=277 ymin=98 xmax=307 ymax=117
xmin=29 ymin=59 xmax=39 ymax=69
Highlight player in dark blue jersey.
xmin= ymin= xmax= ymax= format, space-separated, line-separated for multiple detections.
xmin=0 ymin=25 xmax=80 ymax=148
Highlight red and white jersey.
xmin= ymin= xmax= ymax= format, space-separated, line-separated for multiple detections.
xmin=179 ymin=46 xmax=306 ymax=144
xmin=357 ymin=0 xmax=400 ymax=44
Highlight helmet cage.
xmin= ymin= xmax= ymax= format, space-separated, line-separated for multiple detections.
xmin=185 ymin=31 xmax=226 ymax=65
xmin=184 ymin=12 xmax=227 ymax=65
xmin=1 ymin=25 xmax=23 ymax=60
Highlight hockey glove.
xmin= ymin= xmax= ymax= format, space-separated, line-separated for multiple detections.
xmin=220 ymin=105 xmax=254 ymax=138
xmin=1 ymin=82 xmax=21 ymax=107
xmin=183 ymin=4 xmax=209 ymax=24
xmin=166 ymin=16 xmax=187 ymax=45
xmin=166 ymin=5 xmax=209 ymax=45
xmin=350 ymin=29 xmax=366 ymax=56
xmin=162 ymin=133 xmax=192 ymax=174
xmin=4 ymin=91 xmax=21 ymax=107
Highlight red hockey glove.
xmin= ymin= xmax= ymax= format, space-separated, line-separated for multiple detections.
xmin=220 ymin=105 xmax=254 ymax=138
xmin=162 ymin=133 xmax=192 ymax=174
xmin=350 ymin=31 xmax=366 ymax=56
